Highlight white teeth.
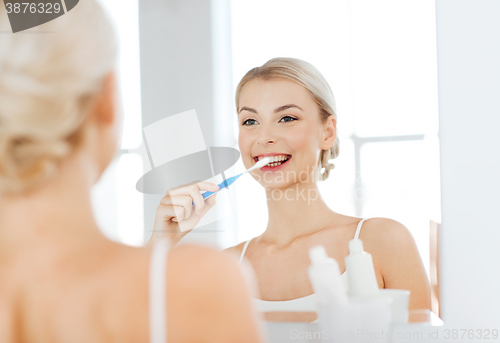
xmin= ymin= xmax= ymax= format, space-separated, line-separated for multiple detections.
xmin=257 ymin=155 xmax=290 ymax=164
xmin=267 ymin=155 xmax=288 ymax=162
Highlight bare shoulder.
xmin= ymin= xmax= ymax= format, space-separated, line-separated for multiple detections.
xmin=223 ymin=240 xmax=248 ymax=258
xmin=357 ymin=218 xmax=431 ymax=309
xmin=170 ymin=243 xmax=241 ymax=275
xmin=167 ymin=243 xmax=250 ymax=301
xmin=166 ymin=244 xmax=263 ymax=342
xmin=358 ymin=217 xmax=416 ymax=248
xmin=96 ymin=242 xmax=261 ymax=342
xmin=358 ymin=217 xmax=422 ymax=275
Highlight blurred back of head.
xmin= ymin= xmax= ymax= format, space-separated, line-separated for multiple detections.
xmin=0 ymin=0 xmax=118 ymax=194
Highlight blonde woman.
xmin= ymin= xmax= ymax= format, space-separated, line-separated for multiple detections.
xmin=0 ymin=1 xmax=265 ymax=342
xmin=152 ymin=58 xmax=431 ymax=322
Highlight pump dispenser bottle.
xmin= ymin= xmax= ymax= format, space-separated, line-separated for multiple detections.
xmin=345 ymin=238 xmax=379 ymax=297
xmin=308 ymin=245 xmax=348 ymax=306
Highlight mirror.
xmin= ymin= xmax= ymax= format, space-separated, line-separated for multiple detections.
xmin=228 ymin=0 xmax=440 ymax=321
xmin=92 ymin=0 xmax=441 ymax=323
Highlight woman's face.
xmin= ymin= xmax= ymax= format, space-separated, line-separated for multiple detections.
xmin=237 ymin=78 xmax=335 ymax=189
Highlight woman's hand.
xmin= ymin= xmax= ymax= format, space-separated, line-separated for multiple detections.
xmin=147 ymin=180 xmax=220 ymax=247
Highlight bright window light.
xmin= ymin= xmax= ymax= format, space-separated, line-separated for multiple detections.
xmin=102 ymin=0 xmax=142 ymax=150
xmin=116 ymin=154 xmax=144 ymax=246
xmin=91 ymin=0 xmax=144 ymax=246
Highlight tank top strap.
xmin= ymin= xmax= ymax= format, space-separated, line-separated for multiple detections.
xmin=239 ymin=237 xmax=254 ymax=263
xmin=149 ymin=238 xmax=170 ymax=343
xmin=354 ymin=218 xmax=369 ymax=240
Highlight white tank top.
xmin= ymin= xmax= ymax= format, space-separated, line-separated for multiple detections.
xmin=149 ymin=238 xmax=170 ymax=343
xmin=239 ymin=218 xmax=369 ymax=313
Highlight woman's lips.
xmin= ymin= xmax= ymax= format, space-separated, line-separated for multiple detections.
xmin=259 ymin=156 xmax=292 ymax=172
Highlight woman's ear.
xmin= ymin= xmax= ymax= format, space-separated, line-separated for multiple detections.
xmin=320 ymin=116 xmax=337 ymax=150
xmin=86 ymin=71 xmax=120 ymax=180
xmin=91 ymin=71 xmax=116 ymax=126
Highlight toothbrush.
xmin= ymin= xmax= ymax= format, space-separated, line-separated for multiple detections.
xmin=195 ymin=157 xmax=272 ymax=202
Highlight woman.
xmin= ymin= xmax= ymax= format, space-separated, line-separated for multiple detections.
xmin=0 ymin=1 xmax=265 ymax=342
xmin=152 ymin=58 xmax=431 ymax=322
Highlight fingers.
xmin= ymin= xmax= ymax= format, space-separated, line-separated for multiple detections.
xmin=156 ymin=192 xmax=218 ymax=235
xmin=156 ymin=200 xmax=185 ymax=222
xmin=178 ymin=193 xmax=218 ymax=232
xmin=199 ymin=193 xmax=217 ymax=216
xmin=207 ymin=192 xmax=217 ymax=206
xmin=159 ymin=195 xmax=191 ymax=220
xmin=168 ymin=181 xmax=219 ymax=193
xmin=168 ymin=181 xmax=219 ymax=215
xmin=157 ymin=181 xmax=220 ymax=233
xmin=159 ymin=189 xmax=218 ymax=220
xmin=191 ymin=181 xmax=220 ymax=192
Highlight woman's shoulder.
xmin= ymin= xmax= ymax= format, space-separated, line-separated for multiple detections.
xmin=111 ymin=241 xmax=244 ymax=286
xmin=170 ymin=243 xmax=242 ymax=273
xmin=101 ymin=242 xmax=255 ymax=339
xmin=160 ymin=243 xmax=261 ymax=342
xmin=323 ymin=215 xmax=415 ymax=258
xmin=224 ymin=240 xmax=248 ymax=257
xmin=359 ymin=217 xmax=414 ymax=244
xmin=330 ymin=214 xmax=409 ymax=236
xmin=118 ymin=242 xmax=246 ymax=287
xmin=320 ymin=215 xmax=413 ymax=254
xmin=355 ymin=217 xmax=419 ymax=264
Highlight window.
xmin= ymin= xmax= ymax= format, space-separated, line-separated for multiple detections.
xmin=90 ymin=0 xmax=144 ymax=246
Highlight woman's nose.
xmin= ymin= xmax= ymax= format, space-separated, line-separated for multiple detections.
xmin=256 ymin=126 xmax=276 ymax=146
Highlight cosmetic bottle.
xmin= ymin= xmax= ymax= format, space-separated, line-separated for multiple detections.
xmin=345 ymin=238 xmax=379 ymax=297
xmin=310 ymin=244 xmax=392 ymax=342
xmin=307 ymin=245 xmax=348 ymax=306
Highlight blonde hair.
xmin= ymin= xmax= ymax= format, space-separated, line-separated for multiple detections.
xmin=235 ymin=57 xmax=339 ymax=181
xmin=0 ymin=0 xmax=118 ymax=194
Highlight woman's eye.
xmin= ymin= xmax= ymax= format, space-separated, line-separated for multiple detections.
xmin=280 ymin=116 xmax=297 ymax=123
xmin=242 ymin=119 xmax=258 ymax=126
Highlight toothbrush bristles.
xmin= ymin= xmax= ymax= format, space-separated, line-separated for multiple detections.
xmin=252 ymin=157 xmax=271 ymax=170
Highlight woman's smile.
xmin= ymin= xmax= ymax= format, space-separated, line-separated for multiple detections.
xmin=253 ymin=153 xmax=292 ymax=171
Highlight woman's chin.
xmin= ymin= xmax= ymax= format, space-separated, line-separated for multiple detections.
xmin=261 ymin=181 xmax=296 ymax=192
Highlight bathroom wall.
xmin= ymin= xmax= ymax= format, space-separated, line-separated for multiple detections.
xmin=437 ymin=0 xmax=500 ymax=327
xmin=138 ymin=0 xmax=236 ymax=247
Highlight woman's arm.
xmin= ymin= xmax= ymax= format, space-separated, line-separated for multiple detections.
xmin=362 ymin=218 xmax=432 ymax=311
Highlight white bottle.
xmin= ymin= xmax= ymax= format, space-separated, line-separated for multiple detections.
xmin=307 ymin=245 xmax=348 ymax=306
xmin=345 ymin=239 xmax=379 ymax=297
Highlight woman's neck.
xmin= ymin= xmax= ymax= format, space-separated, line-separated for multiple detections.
xmin=0 ymin=154 xmax=106 ymax=258
xmin=262 ymin=180 xmax=337 ymax=247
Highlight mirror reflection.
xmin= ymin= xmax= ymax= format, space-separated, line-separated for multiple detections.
xmin=93 ymin=0 xmax=441 ymax=324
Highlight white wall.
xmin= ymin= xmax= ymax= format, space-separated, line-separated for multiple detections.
xmin=138 ymin=0 xmax=236 ymax=247
xmin=437 ymin=0 xmax=500 ymax=327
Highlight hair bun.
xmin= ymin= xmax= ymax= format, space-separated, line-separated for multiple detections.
xmin=0 ymin=133 xmax=72 ymax=193
xmin=319 ymin=141 xmax=340 ymax=181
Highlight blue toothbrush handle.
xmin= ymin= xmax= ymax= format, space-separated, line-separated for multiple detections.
xmin=202 ymin=174 xmax=241 ymax=199
xmin=191 ymin=174 xmax=242 ymax=206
